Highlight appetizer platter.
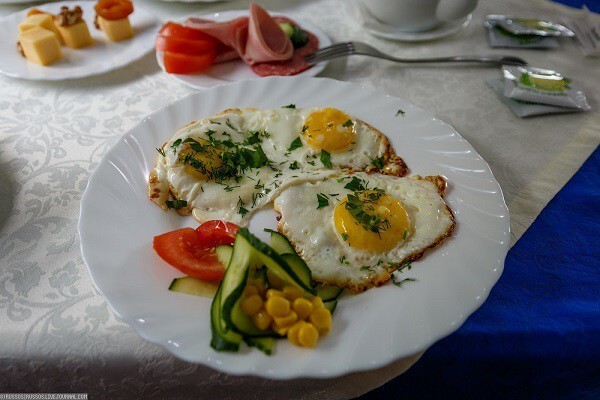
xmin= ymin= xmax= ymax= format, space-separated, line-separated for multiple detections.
xmin=79 ymin=76 xmax=510 ymax=378
xmin=0 ymin=0 xmax=160 ymax=80
xmin=156 ymin=4 xmax=331 ymax=88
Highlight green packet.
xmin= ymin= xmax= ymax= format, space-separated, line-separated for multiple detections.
xmin=487 ymin=78 xmax=579 ymax=117
xmin=502 ymin=66 xmax=591 ymax=111
xmin=496 ymin=16 xmax=575 ymax=37
xmin=484 ymin=15 xmax=559 ymax=49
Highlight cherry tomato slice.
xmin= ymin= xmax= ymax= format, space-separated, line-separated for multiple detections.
xmin=159 ymin=22 xmax=218 ymax=42
xmin=155 ymin=35 xmax=217 ymax=56
xmin=162 ymin=50 xmax=217 ymax=74
xmin=196 ymin=220 xmax=240 ymax=248
xmin=94 ymin=0 xmax=134 ymax=20
xmin=153 ymin=228 xmax=225 ymax=282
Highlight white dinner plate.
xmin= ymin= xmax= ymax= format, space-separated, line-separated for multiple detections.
xmin=0 ymin=1 xmax=160 ymax=80
xmin=156 ymin=10 xmax=331 ymax=89
xmin=79 ymin=76 xmax=510 ymax=379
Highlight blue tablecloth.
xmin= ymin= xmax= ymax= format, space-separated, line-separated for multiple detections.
xmin=361 ymin=146 xmax=600 ymax=399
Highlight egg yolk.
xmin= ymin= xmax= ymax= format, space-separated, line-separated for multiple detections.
xmin=179 ymin=139 xmax=222 ymax=180
xmin=333 ymin=190 xmax=411 ymax=252
xmin=303 ymin=108 xmax=355 ymax=153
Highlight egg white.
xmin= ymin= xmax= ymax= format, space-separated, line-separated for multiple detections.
xmin=151 ymin=107 xmax=395 ymax=225
xmin=273 ymin=172 xmax=455 ymax=292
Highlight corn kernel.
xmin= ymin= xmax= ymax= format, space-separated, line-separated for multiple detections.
xmin=251 ymin=310 xmax=272 ymax=331
xmin=243 ymin=285 xmax=259 ymax=297
xmin=271 ymin=321 xmax=290 ymax=336
xmin=310 ymin=296 xmax=325 ymax=309
xmin=266 ymin=269 xmax=284 ymax=289
xmin=298 ymin=323 xmax=319 ymax=348
xmin=282 ymin=285 xmax=304 ymax=301
xmin=265 ymin=288 xmax=284 ymax=299
xmin=287 ymin=321 xmax=305 ymax=346
xmin=240 ymin=294 xmax=263 ymax=316
xmin=265 ymin=296 xmax=290 ymax=318
xmin=309 ymin=308 xmax=332 ymax=335
xmin=293 ymin=297 xmax=313 ymax=320
xmin=274 ymin=310 xmax=298 ymax=328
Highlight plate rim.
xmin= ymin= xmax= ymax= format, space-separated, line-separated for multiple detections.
xmin=78 ymin=76 xmax=510 ymax=379
xmin=156 ymin=9 xmax=331 ymax=89
xmin=0 ymin=0 xmax=160 ymax=81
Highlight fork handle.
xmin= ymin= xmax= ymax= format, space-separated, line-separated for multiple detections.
xmin=356 ymin=50 xmax=511 ymax=66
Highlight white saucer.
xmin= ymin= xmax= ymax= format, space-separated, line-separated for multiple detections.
xmin=348 ymin=1 xmax=472 ymax=42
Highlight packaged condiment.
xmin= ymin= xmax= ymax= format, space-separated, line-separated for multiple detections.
xmin=502 ymin=66 xmax=591 ymax=111
xmin=496 ymin=16 xmax=575 ymax=37
xmin=484 ymin=15 xmax=559 ymax=49
xmin=487 ymin=78 xmax=578 ymax=118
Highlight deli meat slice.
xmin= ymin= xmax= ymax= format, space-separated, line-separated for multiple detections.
xmin=244 ymin=3 xmax=293 ymax=64
xmin=185 ymin=3 xmax=293 ymax=65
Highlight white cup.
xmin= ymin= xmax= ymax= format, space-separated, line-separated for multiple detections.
xmin=358 ymin=0 xmax=478 ymax=32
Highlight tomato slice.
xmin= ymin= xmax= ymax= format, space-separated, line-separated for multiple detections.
xmin=94 ymin=0 xmax=134 ymax=20
xmin=159 ymin=22 xmax=218 ymax=42
xmin=154 ymin=228 xmax=225 ymax=282
xmin=196 ymin=220 xmax=240 ymax=248
xmin=162 ymin=50 xmax=217 ymax=74
xmin=155 ymin=35 xmax=217 ymax=56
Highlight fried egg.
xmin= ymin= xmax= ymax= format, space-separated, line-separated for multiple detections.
xmin=148 ymin=107 xmax=408 ymax=226
xmin=273 ymin=172 xmax=455 ymax=292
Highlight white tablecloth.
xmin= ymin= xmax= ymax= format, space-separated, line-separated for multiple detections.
xmin=0 ymin=0 xmax=598 ymax=398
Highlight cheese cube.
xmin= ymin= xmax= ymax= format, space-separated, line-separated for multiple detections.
xmin=18 ymin=26 xmax=62 ymax=66
xmin=97 ymin=16 xmax=133 ymax=42
xmin=57 ymin=20 xmax=93 ymax=49
xmin=18 ymin=13 xmax=62 ymax=43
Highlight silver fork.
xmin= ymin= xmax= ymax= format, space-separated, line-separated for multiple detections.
xmin=304 ymin=42 xmax=527 ymax=66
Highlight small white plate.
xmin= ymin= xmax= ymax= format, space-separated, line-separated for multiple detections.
xmin=157 ymin=10 xmax=331 ymax=89
xmin=79 ymin=76 xmax=510 ymax=379
xmin=348 ymin=1 xmax=472 ymax=42
xmin=0 ymin=1 xmax=160 ymax=80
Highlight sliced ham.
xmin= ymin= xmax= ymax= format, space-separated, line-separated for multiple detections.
xmin=185 ymin=3 xmax=293 ymax=65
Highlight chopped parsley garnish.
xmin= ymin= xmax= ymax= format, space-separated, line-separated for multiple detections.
xmin=282 ymin=104 xmax=296 ymax=109
xmin=320 ymin=150 xmax=332 ymax=168
xmin=342 ymin=119 xmax=353 ymax=127
xmin=344 ymin=176 xmax=367 ymax=192
xmin=156 ymin=147 xmax=166 ymax=157
xmin=403 ymin=229 xmax=408 ymax=240
xmin=254 ymin=180 xmax=263 ymax=190
xmin=343 ymin=190 xmax=391 ymax=238
xmin=288 ymin=137 xmax=303 ymax=152
xmin=238 ymin=207 xmax=249 ymax=216
xmin=172 ymin=138 xmax=182 ymax=147
xmin=251 ymin=192 xmax=265 ymax=207
xmin=397 ymin=261 xmax=412 ymax=273
xmin=395 ymin=109 xmax=405 ymax=117
xmin=341 ymin=233 xmax=349 ymax=241
xmin=302 ymin=125 xmax=309 ymax=133
xmin=165 ymin=199 xmax=187 ymax=209
xmin=339 ymin=256 xmax=349 ymax=265
xmin=360 ymin=265 xmax=374 ymax=272
xmin=224 ymin=185 xmax=239 ymax=192
xmin=225 ymin=119 xmax=238 ymax=131
xmin=370 ymin=156 xmax=385 ymax=169
xmin=316 ymin=193 xmax=329 ymax=209
xmin=289 ymin=160 xmax=300 ymax=170
xmin=391 ymin=275 xmax=416 ymax=287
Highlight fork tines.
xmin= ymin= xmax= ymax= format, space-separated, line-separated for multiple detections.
xmin=304 ymin=42 xmax=355 ymax=65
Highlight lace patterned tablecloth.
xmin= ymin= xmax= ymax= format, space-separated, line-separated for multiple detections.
xmin=0 ymin=0 xmax=598 ymax=398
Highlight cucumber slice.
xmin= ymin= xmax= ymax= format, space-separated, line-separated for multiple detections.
xmin=240 ymin=229 xmax=315 ymax=295
xmin=316 ymin=284 xmax=343 ymax=302
xmin=213 ymin=228 xmax=317 ymax=352
xmin=324 ymin=300 xmax=338 ymax=314
xmin=280 ymin=253 xmax=313 ymax=292
xmin=245 ymin=336 xmax=276 ymax=355
xmin=210 ymin=285 xmax=242 ymax=351
xmin=168 ymin=276 xmax=219 ymax=297
xmin=216 ymin=244 xmax=233 ymax=267
xmin=265 ymin=229 xmax=296 ymax=255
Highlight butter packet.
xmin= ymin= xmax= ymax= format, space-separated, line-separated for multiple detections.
xmin=484 ymin=15 xmax=559 ymax=49
xmin=496 ymin=16 xmax=575 ymax=37
xmin=487 ymin=78 xmax=578 ymax=117
xmin=502 ymin=66 xmax=591 ymax=111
